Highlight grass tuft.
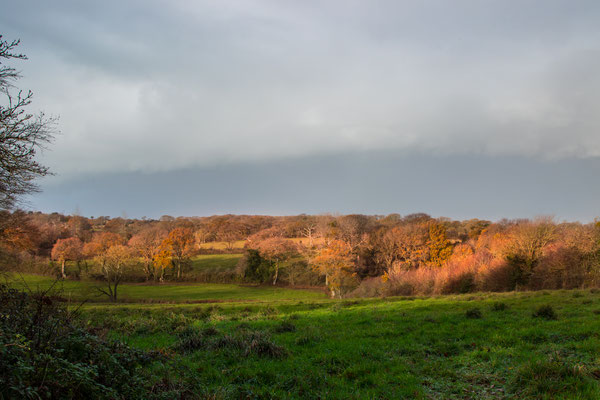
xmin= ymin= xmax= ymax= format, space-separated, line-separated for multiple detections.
xmin=466 ymin=308 xmax=482 ymax=319
xmin=533 ymin=305 xmax=558 ymax=320
xmin=491 ymin=302 xmax=508 ymax=311
xmin=274 ymin=320 xmax=296 ymax=333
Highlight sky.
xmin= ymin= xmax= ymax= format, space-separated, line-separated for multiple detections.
xmin=1 ymin=0 xmax=599 ymax=221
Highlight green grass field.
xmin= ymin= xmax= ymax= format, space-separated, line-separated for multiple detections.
xmin=77 ymin=289 xmax=600 ymax=399
xmin=190 ymin=254 xmax=242 ymax=272
xmin=5 ymin=273 xmax=325 ymax=303
xmin=6 ymin=273 xmax=600 ymax=398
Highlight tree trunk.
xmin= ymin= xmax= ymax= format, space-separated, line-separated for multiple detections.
xmin=61 ymin=260 xmax=66 ymax=279
xmin=272 ymin=263 xmax=279 ymax=285
xmin=113 ymin=282 xmax=118 ymax=302
xmin=177 ymin=260 xmax=181 ymax=279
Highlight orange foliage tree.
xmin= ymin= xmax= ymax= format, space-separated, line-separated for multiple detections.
xmin=427 ymin=222 xmax=453 ymax=267
xmin=161 ymin=228 xmax=194 ymax=279
xmin=51 ymin=237 xmax=83 ymax=278
xmin=128 ymin=228 xmax=167 ymax=281
xmin=83 ymin=232 xmax=125 ymax=265
xmin=311 ymin=240 xmax=357 ymax=298
xmin=95 ymin=244 xmax=134 ymax=302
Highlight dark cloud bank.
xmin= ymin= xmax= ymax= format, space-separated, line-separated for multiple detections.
xmin=2 ymin=1 xmax=599 ymax=219
xmin=29 ymin=151 xmax=600 ymax=221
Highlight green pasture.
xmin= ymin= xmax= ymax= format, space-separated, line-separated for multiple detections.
xmin=4 ymin=273 xmax=325 ymax=303
xmin=78 ymin=289 xmax=600 ymax=399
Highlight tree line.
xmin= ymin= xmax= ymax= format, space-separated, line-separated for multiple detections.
xmin=1 ymin=211 xmax=599 ymax=299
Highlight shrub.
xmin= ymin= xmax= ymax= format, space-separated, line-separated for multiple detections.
xmin=243 ymin=331 xmax=287 ymax=358
xmin=511 ymin=355 xmax=597 ymax=398
xmin=274 ymin=320 xmax=296 ymax=333
xmin=172 ymin=326 xmax=206 ymax=353
xmin=349 ymin=277 xmax=385 ymax=297
xmin=533 ymin=305 xmax=558 ymax=320
xmin=465 ymin=308 xmax=482 ymax=319
xmin=0 ymin=284 xmax=155 ymax=399
xmin=491 ymin=302 xmax=508 ymax=311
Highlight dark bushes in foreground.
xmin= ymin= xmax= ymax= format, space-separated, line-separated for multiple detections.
xmin=0 ymin=284 xmax=162 ymax=399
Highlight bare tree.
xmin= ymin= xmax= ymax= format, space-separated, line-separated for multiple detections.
xmin=0 ymin=36 xmax=55 ymax=209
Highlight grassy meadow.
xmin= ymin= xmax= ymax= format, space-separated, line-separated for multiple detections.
xmin=6 ymin=273 xmax=324 ymax=303
xmin=6 ymin=272 xmax=600 ymax=398
xmin=73 ymin=287 xmax=600 ymax=398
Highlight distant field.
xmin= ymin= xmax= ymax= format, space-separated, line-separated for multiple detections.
xmin=187 ymin=253 xmax=242 ymax=282
xmin=190 ymin=254 xmax=242 ymax=272
xmin=197 ymin=237 xmax=324 ymax=251
xmin=198 ymin=240 xmax=246 ymax=250
xmin=81 ymin=289 xmax=600 ymax=399
xmin=4 ymin=273 xmax=325 ymax=303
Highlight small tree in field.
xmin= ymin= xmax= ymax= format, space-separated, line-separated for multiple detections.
xmin=153 ymin=245 xmax=172 ymax=282
xmin=162 ymin=228 xmax=194 ymax=279
xmin=311 ymin=240 xmax=357 ymax=298
xmin=51 ymin=237 xmax=82 ymax=278
xmin=95 ymin=244 xmax=133 ymax=302
xmin=255 ymin=238 xmax=297 ymax=285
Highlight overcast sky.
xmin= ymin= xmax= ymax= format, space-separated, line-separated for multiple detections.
xmin=2 ymin=1 xmax=599 ymax=220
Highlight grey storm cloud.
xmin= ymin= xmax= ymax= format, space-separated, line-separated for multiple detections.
xmin=1 ymin=0 xmax=599 ymax=179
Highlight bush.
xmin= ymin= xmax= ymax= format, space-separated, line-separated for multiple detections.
xmin=465 ymin=308 xmax=482 ymax=319
xmin=512 ymin=355 xmax=597 ymax=398
xmin=274 ymin=320 xmax=296 ymax=333
xmin=533 ymin=305 xmax=558 ymax=320
xmin=491 ymin=302 xmax=508 ymax=311
xmin=0 ymin=284 xmax=157 ymax=399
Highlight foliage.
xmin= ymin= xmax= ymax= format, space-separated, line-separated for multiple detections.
xmin=51 ymin=237 xmax=83 ymax=278
xmin=237 ymin=249 xmax=272 ymax=283
xmin=253 ymin=237 xmax=298 ymax=285
xmin=533 ymin=304 xmax=558 ymax=320
xmin=0 ymin=284 xmax=156 ymax=399
xmin=92 ymin=244 xmax=135 ymax=302
xmin=162 ymin=227 xmax=194 ymax=279
xmin=465 ymin=307 xmax=482 ymax=319
xmin=311 ymin=240 xmax=358 ymax=298
xmin=427 ymin=222 xmax=453 ymax=266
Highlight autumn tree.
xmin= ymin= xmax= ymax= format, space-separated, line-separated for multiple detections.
xmin=374 ymin=224 xmax=430 ymax=272
xmin=0 ymin=36 xmax=55 ymax=209
xmin=0 ymin=210 xmax=39 ymax=254
xmin=153 ymin=244 xmax=172 ymax=282
xmin=254 ymin=237 xmax=297 ymax=285
xmin=311 ymin=240 xmax=357 ymax=298
xmin=162 ymin=227 xmax=194 ymax=279
xmin=51 ymin=237 xmax=83 ymax=278
xmin=66 ymin=215 xmax=92 ymax=241
xmin=83 ymin=232 xmax=125 ymax=268
xmin=427 ymin=221 xmax=453 ymax=266
xmin=504 ymin=218 xmax=557 ymax=287
xmin=128 ymin=227 xmax=167 ymax=281
xmin=94 ymin=244 xmax=134 ymax=302
xmin=194 ymin=228 xmax=214 ymax=248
